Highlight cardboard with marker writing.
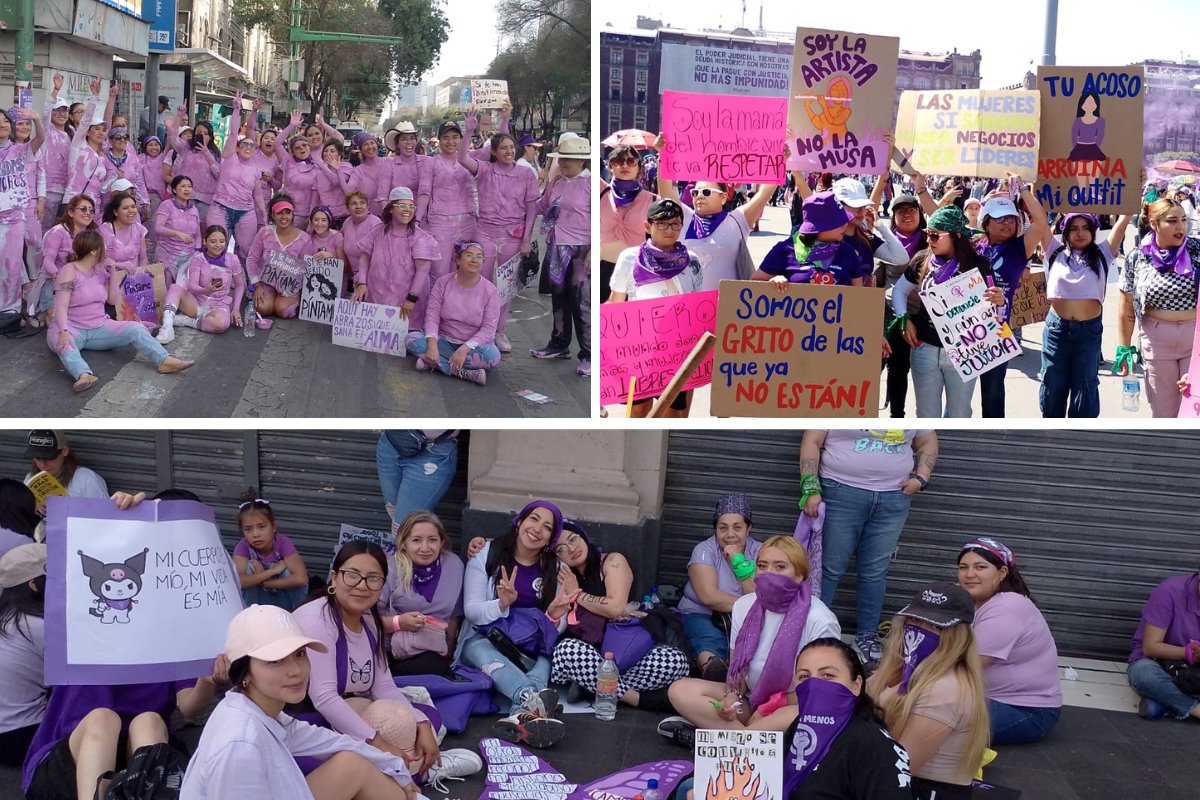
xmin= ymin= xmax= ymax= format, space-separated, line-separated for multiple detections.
xmin=1008 ymin=268 xmax=1049 ymax=329
xmin=895 ymin=90 xmax=1041 ymax=179
xmin=660 ymin=90 xmax=787 ymax=185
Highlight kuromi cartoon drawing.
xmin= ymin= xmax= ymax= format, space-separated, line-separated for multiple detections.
xmin=79 ymin=548 xmax=149 ymax=624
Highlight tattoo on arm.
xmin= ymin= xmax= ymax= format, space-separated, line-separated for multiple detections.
xmin=917 ymin=448 xmax=938 ymax=475
xmin=579 ymin=593 xmax=609 ymax=607
xmin=800 ymin=458 xmax=819 ymax=475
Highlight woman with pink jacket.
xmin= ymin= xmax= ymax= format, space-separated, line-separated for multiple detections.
xmin=39 ymin=72 xmax=73 ymax=232
xmin=208 ymin=93 xmax=267 ymax=258
xmin=350 ymin=133 xmax=391 ymax=216
xmin=168 ymin=106 xmax=221 ymax=220
xmin=314 ymin=139 xmax=353 ymax=228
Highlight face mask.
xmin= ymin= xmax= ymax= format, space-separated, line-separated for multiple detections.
xmin=899 ymin=623 xmax=941 ymax=694
xmin=784 ymin=677 xmax=857 ymax=793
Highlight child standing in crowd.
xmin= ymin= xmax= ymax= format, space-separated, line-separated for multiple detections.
xmin=232 ymin=492 xmax=309 ymax=611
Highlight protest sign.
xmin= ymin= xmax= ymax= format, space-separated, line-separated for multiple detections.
xmin=470 ymin=79 xmax=509 ymax=109
xmin=494 ymin=253 xmax=528 ymax=306
xmin=1008 ymin=269 xmax=1049 ymax=329
xmin=260 ymin=249 xmax=305 ymax=297
xmin=328 ymin=523 xmax=395 ymax=571
xmin=694 ymin=729 xmax=782 ymax=800
xmin=27 ymin=471 xmax=68 ymax=505
xmin=895 ymin=90 xmax=1041 ymax=179
xmin=660 ymin=42 xmax=792 ymax=97
xmin=1180 ymin=324 xmax=1200 ymax=419
xmin=331 ymin=298 xmax=409 ymax=356
xmin=1035 ymin=66 xmax=1144 ymax=213
xmin=786 ymin=28 xmax=899 ymax=176
xmin=660 ymin=90 xmax=787 ymax=184
xmin=44 ymin=497 xmax=242 ymax=685
xmin=711 ymin=281 xmax=881 ymax=418
xmin=116 ymin=263 xmax=167 ymax=325
xmin=300 ymin=256 xmax=344 ymax=325
xmin=600 ymin=290 xmax=718 ymax=404
xmin=919 ymin=268 xmax=1022 ymax=382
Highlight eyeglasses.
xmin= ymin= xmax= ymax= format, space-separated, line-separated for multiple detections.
xmin=76 ymin=207 xmax=95 ymax=214
xmin=651 ymin=221 xmax=683 ymax=231
xmin=554 ymin=532 xmax=584 ymax=556
xmin=609 ymin=156 xmax=638 ymax=166
xmin=690 ymin=188 xmax=722 ymax=198
xmin=335 ymin=569 xmax=386 ymax=590
xmin=111 ymin=135 xmax=128 ymax=141
xmin=924 ymin=230 xmax=945 ymax=241
xmin=992 ymin=215 xmax=1019 ymax=224
xmin=393 ymin=203 xmax=416 ymax=211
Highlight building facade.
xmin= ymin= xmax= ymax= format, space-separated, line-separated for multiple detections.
xmin=1140 ymin=58 xmax=1200 ymax=158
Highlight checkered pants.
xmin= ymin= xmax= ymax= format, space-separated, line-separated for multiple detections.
xmin=551 ymin=637 xmax=691 ymax=697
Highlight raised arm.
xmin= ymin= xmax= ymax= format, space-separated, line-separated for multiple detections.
xmin=71 ymin=82 xmax=101 ymax=151
xmin=458 ymin=111 xmax=480 ymax=175
xmin=102 ymin=82 xmax=118 ymax=128
xmin=275 ymin=109 xmax=302 ymax=167
xmin=912 ymin=172 xmax=937 ymax=216
xmin=316 ymin=110 xmax=342 ymax=144
xmin=1108 ymin=213 xmax=1132 ymax=254
xmin=221 ymin=92 xmax=243 ymax=159
xmin=1014 ymin=172 xmax=1049 ymax=258
xmin=19 ymin=107 xmax=45 ymax=156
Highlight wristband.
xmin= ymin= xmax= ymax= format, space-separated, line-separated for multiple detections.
xmin=1188 ymin=641 xmax=1199 ymax=666
xmin=406 ymin=293 xmax=419 ymax=303
xmin=886 ymin=313 xmax=911 ymax=334
xmin=392 ymin=614 xmax=402 ymax=632
xmin=730 ymin=553 xmax=756 ymax=581
xmin=798 ymin=472 xmax=822 ymax=510
xmin=1112 ymin=345 xmax=1142 ymax=374
xmin=910 ymin=474 xmax=928 ymax=491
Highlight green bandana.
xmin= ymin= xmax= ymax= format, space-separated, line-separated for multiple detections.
xmin=927 ymin=205 xmax=971 ymax=236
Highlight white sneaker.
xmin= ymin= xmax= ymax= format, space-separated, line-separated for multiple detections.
xmin=155 ymin=323 xmax=175 ymax=344
xmin=174 ymin=314 xmax=199 ymax=329
xmin=423 ymin=747 xmax=483 ymax=794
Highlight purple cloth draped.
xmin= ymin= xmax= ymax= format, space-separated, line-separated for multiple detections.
xmin=782 ymin=678 xmax=858 ymax=795
xmin=632 ymin=241 xmax=691 ymax=286
xmin=898 ymin=624 xmax=940 ymax=694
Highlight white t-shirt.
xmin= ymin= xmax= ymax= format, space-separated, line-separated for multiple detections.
xmin=609 ymin=244 xmax=704 ymax=300
xmin=24 ymin=466 xmax=109 ymax=499
xmin=1045 ymin=236 xmax=1112 ymax=302
xmin=680 ymin=206 xmax=751 ymax=291
xmin=730 ymin=592 xmax=841 ymax=690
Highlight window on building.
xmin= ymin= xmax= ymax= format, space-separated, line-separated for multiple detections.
xmin=611 ymin=67 xmax=622 ymax=80
xmin=634 ymin=105 xmax=647 ymax=127
xmin=610 ymin=107 xmax=623 ymax=131
xmin=611 ymin=85 xmax=621 ymax=102
xmin=915 ymin=77 xmax=931 ymax=90
xmin=636 ymin=85 xmax=647 ymax=103
xmin=961 ymin=81 xmax=969 ymax=89
xmin=611 ymin=50 xmax=623 ymax=65
xmin=636 ymin=69 xmax=648 ymax=83
xmin=636 ymin=50 xmax=649 ymax=67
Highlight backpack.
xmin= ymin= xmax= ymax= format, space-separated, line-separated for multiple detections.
xmin=98 ymin=743 xmax=189 ymax=800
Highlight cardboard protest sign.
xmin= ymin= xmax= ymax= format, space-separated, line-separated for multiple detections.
xmin=494 ymin=253 xmax=528 ymax=306
xmin=44 ymin=497 xmax=242 ymax=685
xmin=470 ymin=79 xmax=509 ymax=109
xmin=600 ymin=290 xmax=718 ymax=404
xmin=1180 ymin=324 xmax=1200 ymax=419
xmin=300 ymin=256 xmax=344 ymax=325
xmin=711 ymin=281 xmax=882 ymax=418
xmin=694 ymin=730 xmax=782 ymax=800
xmin=786 ymin=28 xmax=899 ymax=176
xmin=328 ymin=523 xmax=395 ymax=571
xmin=1008 ymin=269 xmax=1049 ymax=329
xmin=1035 ymin=66 xmax=1144 ymax=213
xmin=260 ymin=249 xmax=305 ymax=297
xmin=895 ymin=90 xmax=1041 ymax=179
xmin=116 ymin=263 xmax=167 ymax=325
xmin=660 ymin=42 xmax=792 ymax=97
xmin=27 ymin=471 xmax=68 ymax=505
xmin=918 ymin=268 xmax=1022 ymax=382
xmin=331 ymin=298 xmax=409 ymax=356
xmin=660 ymin=90 xmax=787 ymax=184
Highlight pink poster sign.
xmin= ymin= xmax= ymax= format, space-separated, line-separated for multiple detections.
xmin=1179 ymin=324 xmax=1200 ymax=418
xmin=659 ymin=90 xmax=787 ymax=185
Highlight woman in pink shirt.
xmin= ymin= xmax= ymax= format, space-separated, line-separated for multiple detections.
xmin=350 ymin=133 xmax=390 ymax=216
xmin=157 ymin=225 xmax=245 ymax=342
xmin=341 ymin=190 xmax=383 ymax=294
xmin=168 ymin=111 xmax=221 ymax=221
xmin=64 ymin=80 xmax=114 ymax=207
xmin=99 ymin=193 xmax=150 ymax=329
xmin=353 ymin=187 xmax=439 ymax=323
xmin=459 ymin=114 xmax=538 ymax=353
xmin=154 ymin=175 xmax=203 ymax=282
xmin=10 ymin=108 xmax=46 ymax=317
xmin=384 ymin=123 xmax=426 ymax=198
xmin=40 ymin=73 xmax=73 ymax=232
xmin=314 ymin=140 xmax=353 ymax=227
xmin=303 ymin=207 xmax=345 ymax=263
xmin=417 ymin=120 xmax=477 ymax=310
xmin=209 ymin=94 xmax=266 ymax=260
xmin=251 ymin=129 xmax=283 ymax=226
xmin=246 ymin=194 xmax=312 ymax=319
xmin=47 ymin=230 xmax=192 ymax=393
xmin=272 ymin=111 xmax=321 ymax=230
xmin=99 ymin=127 xmax=147 ymax=217
xmin=34 ymin=195 xmax=96 ymax=317
xmin=139 ymin=135 xmax=170 ymax=259
xmin=406 ymin=241 xmax=500 ymax=386
xmin=599 ymin=145 xmax=657 ymax=303
xmin=0 ymin=106 xmax=45 ymax=325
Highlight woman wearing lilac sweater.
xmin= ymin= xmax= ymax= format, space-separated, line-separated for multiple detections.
xmin=417 ymin=121 xmax=477 ymax=299
xmin=353 ymin=188 xmax=439 ymax=326
xmin=168 ymin=108 xmax=221 ymax=220
xmin=208 ymin=93 xmax=267 ymax=259
xmin=272 ymin=110 xmax=322 ymax=230
xmin=350 ymin=133 xmax=391 ymax=216
xmin=315 ymin=140 xmax=353 ymax=227
xmin=39 ymin=73 xmax=73 ymax=232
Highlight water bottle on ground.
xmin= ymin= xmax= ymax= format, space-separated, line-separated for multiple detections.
xmin=243 ymin=300 xmax=256 ymax=337
xmin=649 ymin=586 xmax=662 ymax=608
xmin=1122 ymin=375 xmax=1140 ymax=412
xmin=642 ymin=594 xmax=654 ymax=612
xmin=644 ymin=778 xmax=661 ymax=800
xmin=595 ymin=652 xmax=619 ymax=721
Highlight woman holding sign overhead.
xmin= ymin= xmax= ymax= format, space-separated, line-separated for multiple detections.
xmin=247 ymin=194 xmax=312 ymax=320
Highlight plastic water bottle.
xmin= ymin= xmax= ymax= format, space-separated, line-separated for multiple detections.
xmin=644 ymin=779 xmax=661 ymax=800
xmin=595 ymin=652 xmax=619 ymax=721
xmin=649 ymin=586 xmax=662 ymax=608
xmin=642 ymin=594 xmax=654 ymax=612
xmin=1122 ymin=376 xmax=1140 ymax=412
xmin=243 ymin=300 xmax=256 ymax=337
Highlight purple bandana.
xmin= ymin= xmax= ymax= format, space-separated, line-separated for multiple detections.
xmin=729 ymin=572 xmax=813 ymax=709
xmin=610 ymin=179 xmax=642 ymax=208
xmin=930 ymin=255 xmax=960 ymax=285
xmin=785 ymin=234 xmax=841 ymax=284
xmin=106 ymin=149 xmax=129 ymax=167
xmin=685 ymin=209 xmax=730 ymax=240
xmin=898 ymin=624 xmax=940 ymax=694
xmin=411 ymin=557 xmax=443 ymax=603
xmin=895 ymin=228 xmax=924 ymax=258
xmin=172 ymin=199 xmax=192 ymax=211
xmin=104 ymin=598 xmax=134 ymax=611
xmin=204 ymin=249 xmax=228 ymax=268
xmin=1140 ymin=232 xmax=1193 ymax=277
xmin=783 ymin=678 xmax=858 ymax=794
xmin=633 ymin=240 xmax=691 ymax=287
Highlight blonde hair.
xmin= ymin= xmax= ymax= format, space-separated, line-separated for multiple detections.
xmin=1146 ymin=198 xmax=1185 ymax=227
xmin=758 ymin=535 xmax=810 ymax=582
xmin=870 ymin=616 xmax=990 ymax=774
xmin=392 ymin=511 xmax=448 ymax=594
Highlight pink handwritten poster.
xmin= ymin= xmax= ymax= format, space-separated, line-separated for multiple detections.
xmin=660 ymin=91 xmax=787 ymax=185
xmin=1179 ymin=323 xmax=1200 ymax=419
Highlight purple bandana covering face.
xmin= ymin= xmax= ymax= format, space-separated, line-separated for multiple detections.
xmin=1140 ymin=231 xmax=1194 ymax=276
xmin=610 ymin=179 xmax=642 ymax=208
xmin=930 ymin=255 xmax=960 ymax=284
xmin=898 ymin=624 xmax=940 ymax=694
xmin=410 ymin=557 xmax=443 ymax=603
xmin=729 ymin=572 xmax=813 ymax=709
xmin=895 ymin=229 xmax=924 ymax=258
xmin=633 ymin=240 xmax=692 ymax=286
xmin=685 ymin=209 xmax=730 ymax=240
xmin=784 ymin=678 xmax=858 ymax=794
xmin=786 ymin=236 xmax=842 ymax=284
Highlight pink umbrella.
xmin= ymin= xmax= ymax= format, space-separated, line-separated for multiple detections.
xmin=602 ymin=129 xmax=656 ymax=149
xmin=1153 ymin=159 xmax=1200 ymax=175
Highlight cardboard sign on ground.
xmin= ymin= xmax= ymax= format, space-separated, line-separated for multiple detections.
xmin=660 ymin=90 xmax=787 ymax=184
xmin=919 ymin=268 xmax=1023 ymax=382
xmin=786 ymin=28 xmax=899 ymax=176
xmin=711 ymin=280 xmax=882 ymax=418
xmin=1035 ymin=66 xmax=1144 ymax=213
xmin=331 ymin=298 xmax=409 ymax=357
xmin=895 ymin=90 xmax=1041 ymax=179
xmin=1009 ymin=269 xmax=1049 ymax=329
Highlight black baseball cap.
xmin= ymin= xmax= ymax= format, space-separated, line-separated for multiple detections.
xmin=26 ymin=430 xmax=66 ymax=459
xmin=898 ymin=582 xmax=975 ymax=627
xmin=892 ymin=194 xmax=920 ymax=211
xmin=647 ymin=198 xmax=684 ymax=221
xmin=437 ymin=120 xmax=462 ymax=138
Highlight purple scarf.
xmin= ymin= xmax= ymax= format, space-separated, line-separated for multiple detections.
xmin=728 ymin=572 xmax=813 ymax=709
xmin=895 ymin=228 xmax=924 ymax=258
xmin=1140 ymin=231 xmax=1194 ymax=277
xmin=104 ymin=598 xmax=133 ymax=611
xmin=411 ymin=557 xmax=443 ymax=603
xmin=633 ymin=240 xmax=691 ymax=286
xmin=685 ymin=209 xmax=729 ymax=240
xmin=204 ymin=250 xmax=228 ymax=268
xmin=783 ymin=678 xmax=858 ymax=795
xmin=171 ymin=199 xmax=192 ymax=212
xmin=785 ymin=234 xmax=841 ymax=284
xmin=107 ymin=149 xmax=129 ymax=168
xmin=610 ymin=179 xmax=642 ymax=208
xmin=898 ymin=624 xmax=940 ymax=694
xmin=929 ymin=255 xmax=960 ymax=285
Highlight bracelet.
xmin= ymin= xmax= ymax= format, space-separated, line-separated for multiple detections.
xmin=909 ymin=473 xmax=929 ymax=491
xmin=406 ymin=293 xmax=419 ymax=303
xmin=730 ymin=553 xmax=756 ymax=581
xmin=886 ymin=313 xmax=911 ymax=334
xmin=917 ymin=187 xmax=930 ymax=195
xmin=545 ymin=609 xmax=563 ymax=623
xmin=798 ymin=472 xmax=822 ymax=510
xmin=1188 ymin=641 xmax=1199 ymax=666
xmin=1112 ymin=345 xmax=1142 ymax=374
xmin=392 ymin=614 xmax=402 ymax=632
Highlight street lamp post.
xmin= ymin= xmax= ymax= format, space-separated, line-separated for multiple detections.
xmin=1041 ymin=0 xmax=1058 ymax=66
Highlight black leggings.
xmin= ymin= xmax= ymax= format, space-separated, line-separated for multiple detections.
xmin=0 ymin=723 xmax=37 ymax=767
xmin=885 ymin=326 xmax=912 ymax=418
xmin=390 ymin=650 xmax=454 ymax=677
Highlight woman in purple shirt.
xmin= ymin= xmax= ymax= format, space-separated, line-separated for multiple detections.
xmin=314 ymin=140 xmax=353 ymax=228
xmin=351 ymin=133 xmax=391 ymax=216
xmin=168 ymin=112 xmax=221 ymax=221
xmin=274 ymin=110 xmax=322 ymax=230
xmin=1128 ymin=570 xmax=1200 ymax=722
xmin=35 ymin=194 xmax=96 ymax=317
xmin=417 ymin=121 xmax=478 ymax=302
xmin=352 ymin=187 xmax=439 ymax=321
xmin=154 ymin=175 xmax=203 ymax=281
xmin=247 ymin=195 xmax=312 ymax=319
xmin=209 ymin=93 xmax=265 ymax=260
xmin=63 ymin=80 xmax=113 ymax=207
xmin=40 ymin=73 xmax=73 ymax=232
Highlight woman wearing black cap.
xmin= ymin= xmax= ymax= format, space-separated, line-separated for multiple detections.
xmin=22 ymin=430 xmax=109 ymax=503
xmin=869 ymin=582 xmax=989 ymax=800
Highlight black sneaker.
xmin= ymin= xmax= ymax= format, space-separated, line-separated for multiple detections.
xmin=656 ymin=716 xmax=696 ymax=749
xmin=494 ymin=711 xmax=566 ymax=748
xmin=535 ymin=687 xmax=562 ymax=719
xmin=565 ymin=681 xmax=592 ymax=706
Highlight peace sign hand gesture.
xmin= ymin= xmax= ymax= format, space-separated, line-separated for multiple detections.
xmin=496 ymin=565 xmax=518 ymax=610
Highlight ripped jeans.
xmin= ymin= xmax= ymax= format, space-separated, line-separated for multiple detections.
xmin=460 ymin=632 xmax=551 ymax=715
xmin=375 ymin=432 xmax=458 ymax=526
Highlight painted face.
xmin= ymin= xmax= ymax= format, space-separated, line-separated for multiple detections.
xmin=495 ymin=138 xmax=517 ymax=164
xmin=68 ymin=202 xmax=95 ymax=229
xmin=332 ymin=553 xmax=386 ymax=615
xmin=143 ymin=139 xmax=162 ymax=157
xmin=174 ymin=179 xmax=194 ymax=201
xmin=690 ymin=182 xmax=727 ymax=215
xmin=402 ymin=522 xmax=444 ymax=567
xmin=241 ymin=510 xmax=276 ymax=553
xmin=794 ymin=646 xmax=862 ymax=696
xmin=204 ymin=229 xmax=227 ymax=257
xmin=33 ymin=450 xmax=67 ymax=474
xmin=517 ymin=506 xmax=556 ymax=552
xmin=360 ymin=139 xmax=378 ymax=159
xmin=1066 ymin=218 xmax=1095 ymax=250
xmin=1153 ymin=207 xmax=1188 ymax=246
xmin=248 ymin=648 xmax=311 ymax=705
xmin=714 ymin=513 xmax=749 ymax=550
xmin=438 ymin=131 xmax=462 ymax=155
xmin=310 ymin=212 xmax=331 ymax=236
xmin=116 ymin=197 xmax=138 ymax=225
xmin=456 ymin=245 xmax=485 ymax=275
xmin=957 ymin=551 xmax=1006 ymax=604
xmin=348 ymin=196 xmax=368 ymax=219
xmin=553 ymin=531 xmax=588 ymax=568
xmin=754 ymin=545 xmax=798 ymax=580
xmin=1081 ymin=95 xmax=1098 ymax=115
xmin=646 ymin=216 xmax=683 ymax=249
xmin=892 ymin=204 xmax=921 ymax=234
xmin=398 ymin=133 xmax=418 ymax=155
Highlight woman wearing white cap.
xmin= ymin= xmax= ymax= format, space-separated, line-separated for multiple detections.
xmin=180 ymin=604 xmax=422 ymax=800
xmin=353 ymin=187 xmax=439 ymax=324
xmin=0 ymin=543 xmax=47 ymax=768
xmin=39 ymin=73 xmax=74 ymax=232
xmin=64 ymin=78 xmax=115 ymax=207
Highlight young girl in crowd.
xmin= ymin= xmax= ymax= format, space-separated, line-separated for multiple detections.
xmin=378 ymin=511 xmax=464 ymax=676
xmin=158 ymin=225 xmax=246 ymax=342
xmin=247 ymin=194 xmax=312 ymax=319
xmin=0 ymin=543 xmax=47 ymax=768
xmin=231 ymin=492 xmax=308 ymax=610
xmin=154 ymin=175 xmax=203 ymax=282
xmin=870 ymin=582 xmax=989 ymax=800
xmin=354 ymin=187 xmax=438 ymax=320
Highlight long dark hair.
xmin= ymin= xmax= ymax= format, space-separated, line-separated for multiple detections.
xmin=326 ymin=541 xmax=389 ymax=664
xmin=484 ymin=518 xmax=559 ymax=613
xmin=488 ymin=133 xmax=517 ymax=164
xmin=563 ymin=521 xmax=606 ymax=596
xmin=102 ymin=192 xmax=138 ymax=225
xmin=916 ymin=233 xmax=990 ymax=285
xmin=0 ymin=479 xmax=39 ymax=537
xmin=0 ymin=575 xmax=46 ymax=644
xmin=1076 ymin=91 xmax=1101 ymax=118
xmin=959 ymin=547 xmax=1035 ymax=603
xmin=191 ymin=121 xmax=222 ymax=159
xmin=1049 ymin=215 xmax=1107 ymax=278
xmin=798 ymin=637 xmax=886 ymax=724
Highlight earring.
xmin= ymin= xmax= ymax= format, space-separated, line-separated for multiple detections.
xmin=326 ymin=585 xmax=336 ymax=595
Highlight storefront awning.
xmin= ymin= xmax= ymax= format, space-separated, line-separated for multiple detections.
xmin=162 ymin=49 xmax=245 ymax=83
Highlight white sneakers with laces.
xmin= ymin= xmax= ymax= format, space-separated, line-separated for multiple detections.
xmin=423 ymin=747 xmax=484 ymax=794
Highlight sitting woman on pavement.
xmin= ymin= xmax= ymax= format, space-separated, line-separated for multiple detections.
xmin=958 ymin=536 xmax=1061 ymax=744
xmin=1127 ymin=567 xmax=1200 ymax=721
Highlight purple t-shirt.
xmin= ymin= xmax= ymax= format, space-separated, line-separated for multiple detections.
xmin=513 ymin=562 xmax=543 ymax=608
xmin=973 ymin=592 xmax=1062 ymax=707
xmin=1130 ymin=573 xmax=1200 ymax=662
xmin=232 ymin=531 xmax=299 ymax=567
xmin=678 ymin=536 xmax=763 ymax=616
xmin=818 ymin=429 xmax=934 ymax=492
xmin=980 ymin=236 xmax=1029 ymax=322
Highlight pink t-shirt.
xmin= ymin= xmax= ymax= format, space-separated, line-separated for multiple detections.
xmin=475 ymin=160 xmax=539 ymax=229
xmin=212 ymin=153 xmax=262 ymax=211
xmin=359 ymin=224 xmax=439 ymax=307
xmin=314 ymin=159 xmax=353 ymax=217
xmin=973 ymin=592 xmax=1062 ymax=708
xmin=99 ymin=220 xmax=148 ymax=273
xmin=232 ymin=531 xmax=299 ymax=567
xmin=818 ymin=429 xmax=935 ymax=492
xmin=40 ymin=100 xmax=71 ymax=193
xmin=600 ymin=188 xmax=655 ymax=251
xmin=350 ymin=157 xmax=391 ymax=216
xmin=101 ymin=149 xmax=148 ymax=206
xmin=153 ymin=200 xmax=203 ymax=268
xmin=389 ymin=154 xmax=426 ymax=197
xmin=538 ymin=172 xmax=590 ymax=246
xmin=420 ymin=156 xmax=475 ymax=217
xmin=303 ymin=229 xmax=344 ymax=261
xmin=246 ymin=226 xmax=312 ymax=285
xmin=678 ymin=536 xmax=763 ymax=616
xmin=169 ymin=133 xmax=220 ymax=203
xmin=342 ymin=214 xmax=384 ymax=276
xmin=281 ymin=157 xmax=320 ymax=217
xmin=41 ymin=224 xmax=82 ymax=278
xmin=424 ymin=272 xmax=499 ymax=349
xmin=51 ymin=261 xmax=115 ymax=332
xmin=183 ymin=251 xmax=244 ymax=313
xmin=141 ymin=150 xmax=170 ymax=200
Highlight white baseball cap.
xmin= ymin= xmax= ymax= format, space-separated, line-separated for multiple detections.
xmin=981 ymin=196 xmax=1019 ymax=219
xmin=388 ymin=186 xmax=414 ymax=203
xmin=832 ymin=178 xmax=874 ymax=208
xmin=225 ymin=604 xmax=328 ymax=662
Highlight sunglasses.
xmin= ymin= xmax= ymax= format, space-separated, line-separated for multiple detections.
xmin=992 ymin=215 xmax=1019 ymax=224
xmin=924 ymin=230 xmax=946 ymax=241
xmin=609 ymin=156 xmax=638 ymax=166
xmin=690 ymin=188 xmax=722 ymax=198
xmin=111 ymin=136 xmax=128 ymax=141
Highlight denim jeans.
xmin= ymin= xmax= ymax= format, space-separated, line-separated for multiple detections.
xmin=241 ymin=565 xmax=308 ymax=611
xmin=1127 ymin=657 xmax=1199 ymax=719
xmin=986 ymin=699 xmax=1061 ymax=744
xmin=910 ymin=344 xmax=976 ymax=418
xmin=681 ymin=613 xmax=729 ymax=661
xmin=460 ymin=632 xmax=551 ymax=714
xmin=56 ymin=322 xmax=170 ymax=379
xmin=819 ymin=478 xmax=913 ymax=635
xmin=375 ymin=432 xmax=457 ymax=525
xmin=1040 ymin=310 xmax=1102 ymax=418
xmin=404 ymin=334 xmax=502 ymax=373
xmin=978 ymin=357 xmax=1009 ymax=418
